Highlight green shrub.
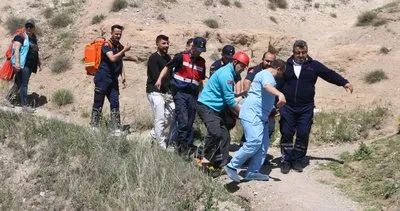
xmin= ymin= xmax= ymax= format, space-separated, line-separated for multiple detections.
xmin=330 ymin=13 xmax=337 ymax=18
xmin=52 ymin=89 xmax=74 ymax=106
xmin=50 ymin=13 xmax=73 ymax=28
xmin=203 ymin=19 xmax=219 ymax=28
xmin=314 ymin=3 xmax=320 ymax=8
xmin=5 ymin=16 xmax=26 ymax=34
xmin=51 ymin=57 xmax=71 ymax=73
xmin=234 ymin=0 xmax=242 ymax=8
xmin=57 ymin=32 xmax=76 ymax=49
xmin=353 ymin=143 xmax=373 ymax=161
xmin=364 ymin=69 xmax=388 ymax=84
xmin=220 ymin=0 xmax=230 ymax=6
xmin=356 ymin=11 xmax=386 ymax=27
xmin=111 ymin=0 xmax=128 ymax=12
xmin=92 ymin=14 xmax=105 ymax=24
xmin=43 ymin=7 xmax=54 ymax=19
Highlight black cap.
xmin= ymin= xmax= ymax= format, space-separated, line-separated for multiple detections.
xmin=193 ymin=37 xmax=207 ymax=52
xmin=25 ymin=19 xmax=35 ymax=27
xmin=222 ymin=45 xmax=235 ymax=59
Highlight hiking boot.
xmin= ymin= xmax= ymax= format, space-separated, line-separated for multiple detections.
xmin=22 ymin=106 xmax=35 ymax=113
xmin=2 ymin=99 xmax=14 ymax=108
xmin=90 ymin=108 xmax=102 ymax=128
xmin=280 ymin=161 xmax=291 ymax=174
xmin=110 ymin=108 xmax=121 ymax=131
xmin=292 ymin=160 xmax=303 ymax=172
xmin=244 ymin=172 xmax=269 ymax=181
xmin=224 ymin=165 xmax=240 ymax=183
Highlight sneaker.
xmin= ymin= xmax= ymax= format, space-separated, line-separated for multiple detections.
xmin=158 ymin=141 xmax=167 ymax=149
xmin=223 ymin=165 xmax=240 ymax=183
xmin=2 ymin=99 xmax=14 ymax=108
xmin=244 ymin=172 xmax=269 ymax=181
xmin=22 ymin=106 xmax=35 ymax=113
xmin=280 ymin=161 xmax=291 ymax=174
xmin=292 ymin=160 xmax=303 ymax=172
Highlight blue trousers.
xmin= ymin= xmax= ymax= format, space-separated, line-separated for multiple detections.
xmin=8 ymin=66 xmax=32 ymax=106
xmin=92 ymin=76 xmax=119 ymax=110
xmin=173 ymin=92 xmax=197 ymax=146
xmin=279 ymin=104 xmax=314 ymax=162
xmin=228 ymin=118 xmax=269 ymax=174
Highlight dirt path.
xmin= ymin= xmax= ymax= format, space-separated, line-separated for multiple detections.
xmin=219 ymin=143 xmax=362 ymax=211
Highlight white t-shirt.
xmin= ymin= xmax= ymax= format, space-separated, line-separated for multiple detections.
xmin=293 ymin=60 xmax=302 ymax=79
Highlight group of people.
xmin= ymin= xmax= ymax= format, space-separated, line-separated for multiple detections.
xmin=3 ymin=21 xmax=354 ymax=182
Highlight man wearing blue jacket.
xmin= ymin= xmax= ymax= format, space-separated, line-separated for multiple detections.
xmin=197 ymin=52 xmax=250 ymax=170
xmin=279 ymin=40 xmax=353 ymax=174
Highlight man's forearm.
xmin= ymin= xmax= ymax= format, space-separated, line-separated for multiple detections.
xmin=14 ymin=49 xmax=20 ymax=65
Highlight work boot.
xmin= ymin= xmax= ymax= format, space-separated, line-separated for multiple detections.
xmin=280 ymin=161 xmax=291 ymax=174
xmin=90 ymin=108 xmax=102 ymax=129
xmin=110 ymin=108 xmax=122 ymax=136
xmin=291 ymin=160 xmax=304 ymax=172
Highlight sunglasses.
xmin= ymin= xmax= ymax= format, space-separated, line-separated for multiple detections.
xmin=25 ymin=24 xmax=34 ymax=29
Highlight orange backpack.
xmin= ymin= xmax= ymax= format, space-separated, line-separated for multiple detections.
xmin=84 ymin=38 xmax=112 ymax=75
xmin=0 ymin=28 xmax=25 ymax=81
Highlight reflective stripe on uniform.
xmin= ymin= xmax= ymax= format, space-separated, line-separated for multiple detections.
xmin=173 ymin=74 xmax=200 ymax=86
xmin=182 ymin=61 xmax=204 ymax=72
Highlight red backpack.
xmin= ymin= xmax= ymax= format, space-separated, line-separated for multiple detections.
xmin=84 ymin=38 xmax=112 ymax=75
xmin=0 ymin=28 xmax=25 ymax=80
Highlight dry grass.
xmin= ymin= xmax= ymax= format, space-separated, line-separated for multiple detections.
xmin=220 ymin=0 xmax=230 ymax=6
xmin=111 ymin=0 xmax=128 ymax=12
xmin=203 ymin=19 xmax=219 ymax=28
xmin=356 ymin=11 xmax=387 ymax=27
xmin=5 ymin=16 xmax=26 ymax=34
xmin=363 ymin=69 xmax=388 ymax=84
xmin=92 ymin=14 xmax=106 ymax=24
xmin=52 ymin=89 xmax=74 ymax=106
xmin=51 ymin=57 xmax=71 ymax=73
xmin=50 ymin=13 xmax=73 ymax=28
xmin=268 ymin=0 xmax=288 ymax=9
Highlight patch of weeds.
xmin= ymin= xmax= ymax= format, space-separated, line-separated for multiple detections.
xmin=5 ymin=16 xmax=26 ymax=34
xmin=379 ymin=47 xmax=390 ymax=54
xmin=270 ymin=16 xmax=278 ymax=24
xmin=51 ymin=57 xmax=71 ymax=73
xmin=111 ymin=0 xmax=128 ymax=12
xmin=58 ymin=32 xmax=76 ymax=49
xmin=157 ymin=14 xmax=166 ymax=22
xmin=268 ymin=3 xmax=276 ymax=10
xmin=363 ymin=69 xmax=388 ymax=84
xmin=233 ymin=0 xmax=242 ymax=8
xmin=220 ymin=0 xmax=230 ymax=6
xmin=52 ymin=89 xmax=74 ymax=106
xmin=314 ymin=3 xmax=320 ymax=8
xmin=203 ymin=19 xmax=219 ymax=28
xmin=268 ymin=0 xmax=288 ymax=9
xmin=330 ymin=3 xmax=336 ymax=8
xmin=330 ymin=13 xmax=337 ymax=18
xmin=43 ymin=7 xmax=54 ymax=19
xmin=92 ymin=14 xmax=105 ymax=24
xmin=356 ymin=11 xmax=387 ymax=27
xmin=204 ymin=0 xmax=213 ymax=6
xmin=353 ymin=143 xmax=373 ymax=161
xmin=50 ymin=13 xmax=73 ymax=28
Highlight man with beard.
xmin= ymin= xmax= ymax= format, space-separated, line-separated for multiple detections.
xmin=146 ymin=35 xmax=174 ymax=148
xmin=279 ymin=40 xmax=353 ymax=174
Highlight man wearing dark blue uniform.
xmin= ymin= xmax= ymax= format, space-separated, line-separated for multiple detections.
xmin=90 ymin=24 xmax=131 ymax=135
xmin=279 ymin=40 xmax=353 ymax=173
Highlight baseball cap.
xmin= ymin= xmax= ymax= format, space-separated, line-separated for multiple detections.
xmin=193 ymin=37 xmax=207 ymax=52
xmin=222 ymin=45 xmax=235 ymax=59
xmin=25 ymin=19 xmax=35 ymax=27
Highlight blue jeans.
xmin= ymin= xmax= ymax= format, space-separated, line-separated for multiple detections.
xmin=9 ymin=66 xmax=32 ymax=106
xmin=173 ymin=92 xmax=197 ymax=146
xmin=228 ymin=118 xmax=269 ymax=174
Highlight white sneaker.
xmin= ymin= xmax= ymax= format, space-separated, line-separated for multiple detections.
xmin=3 ymin=99 xmax=14 ymax=108
xmin=158 ymin=141 xmax=167 ymax=149
xmin=149 ymin=128 xmax=156 ymax=140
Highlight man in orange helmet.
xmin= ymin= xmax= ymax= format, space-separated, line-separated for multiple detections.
xmin=224 ymin=59 xmax=287 ymax=182
xmin=197 ymin=51 xmax=250 ymax=172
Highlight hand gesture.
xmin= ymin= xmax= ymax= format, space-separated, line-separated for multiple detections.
xmin=276 ymin=93 xmax=286 ymax=108
xmin=123 ymin=43 xmax=132 ymax=52
xmin=155 ymin=79 xmax=161 ymax=90
xmin=344 ymin=83 xmax=353 ymax=93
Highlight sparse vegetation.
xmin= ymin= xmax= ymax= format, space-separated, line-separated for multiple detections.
xmin=380 ymin=47 xmax=390 ymax=54
xmin=50 ymin=13 xmax=73 ymax=28
xmin=330 ymin=13 xmax=337 ymax=18
xmin=5 ymin=16 xmax=26 ymax=34
xmin=356 ymin=11 xmax=387 ymax=27
xmin=270 ymin=16 xmax=278 ymax=24
xmin=58 ymin=31 xmax=76 ymax=49
xmin=52 ymin=89 xmax=74 ymax=106
xmin=92 ymin=14 xmax=105 ymax=24
xmin=51 ymin=57 xmax=71 ymax=73
xmin=111 ymin=0 xmax=128 ymax=12
xmin=364 ymin=69 xmax=388 ymax=84
xmin=314 ymin=3 xmax=320 ymax=8
xmin=157 ymin=13 xmax=166 ymax=22
xmin=43 ymin=7 xmax=54 ymax=19
xmin=323 ymin=135 xmax=400 ymax=209
xmin=0 ymin=111 xmax=245 ymax=209
xmin=268 ymin=0 xmax=288 ymax=9
xmin=220 ymin=0 xmax=230 ymax=6
xmin=312 ymin=106 xmax=389 ymax=143
xmin=203 ymin=19 xmax=219 ymax=28
xmin=204 ymin=0 xmax=213 ymax=6
xmin=234 ymin=0 xmax=242 ymax=8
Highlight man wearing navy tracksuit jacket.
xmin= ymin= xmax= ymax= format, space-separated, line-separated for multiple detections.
xmin=279 ymin=40 xmax=353 ymax=174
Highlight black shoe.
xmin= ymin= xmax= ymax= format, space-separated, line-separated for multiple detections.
xmin=292 ymin=160 xmax=303 ymax=172
xmin=280 ymin=161 xmax=291 ymax=174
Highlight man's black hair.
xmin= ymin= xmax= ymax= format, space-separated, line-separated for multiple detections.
xmin=111 ymin=24 xmax=124 ymax=32
xmin=270 ymin=59 xmax=286 ymax=72
xmin=186 ymin=38 xmax=194 ymax=47
xmin=156 ymin=34 xmax=169 ymax=43
xmin=293 ymin=40 xmax=308 ymax=49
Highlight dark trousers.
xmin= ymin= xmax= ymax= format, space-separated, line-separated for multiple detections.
xmin=197 ymin=102 xmax=230 ymax=167
xmin=279 ymin=104 xmax=314 ymax=162
xmin=5 ymin=66 xmax=32 ymax=106
xmin=173 ymin=92 xmax=197 ymax=147
xmin=93 ymin=78 xmax=120 ymax=110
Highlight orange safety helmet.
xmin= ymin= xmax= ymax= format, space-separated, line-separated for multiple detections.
xmin=232 ymin=51 xmax=250 ymax=66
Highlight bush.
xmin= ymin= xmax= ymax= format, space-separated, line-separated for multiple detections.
xmin=43 ymin=7 xmax=53 ymax=19
xmin=5 ymin=16 xmax=26 ymax=34
xmin=270 ymin=16 xmax=278 ymax=24
xmin=268 ymin=0 xmax=288 ymax=9
xmin=234 ymin=0 xmax=242 ymax=8
xmin=220 ymin=0 xmax=230 ymax=6
xmin=204 ymin=0 xmax=213 ymax=6
xmin=364 ymin=69 xmax=388 ymax=84
xmin=314 ymin=3 xmax=320 ymax=8
xmin=330 ymin=13 xmax=337 ymax=18
xmin=58 ymin=32 xmax=76 ymax=49
xmin=92 ymin=14 xmax=105 ymax=24
xmin=380 ymin=47 xmax=390 ymax=54
xmin=51 ymin=57 xmax=71 ymax=73
xmin=356 ymin=11 xmax=387 ymax=27
xmin=52 ymin=89 xmax=74 ymax=106
xmin=203 ymin=19 xmax=219 ymax=28
xmin=50 ymin=13 xmax=73 ymax=28
xmin=111 ymin=0 xmax=128 ymax=12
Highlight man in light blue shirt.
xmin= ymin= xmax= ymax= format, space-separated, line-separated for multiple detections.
xmin=224 ymin=59 xmax=287 ymax=182
xmin=197 ymin=52 xmax=250 ymax=171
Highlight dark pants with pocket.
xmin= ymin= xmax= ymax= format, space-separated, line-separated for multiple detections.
xmin=197 ymin=102 xmax=230 ymax=168
xmin=279 ymin=103 xmax=314 ymax=162
xmin=173 ymin=91 xmax=197 ymax=149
